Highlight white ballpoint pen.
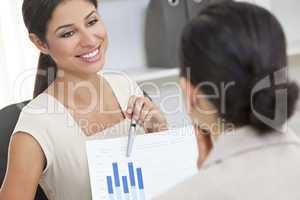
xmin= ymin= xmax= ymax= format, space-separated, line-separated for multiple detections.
xmin=126 ymin=117 xmax=137 ymax=157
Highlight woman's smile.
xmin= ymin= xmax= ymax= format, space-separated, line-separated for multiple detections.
xmin=76 ymin=45 xmax=102 ymax=64
xmin=37 ymin=0 xmax=109 ymax=75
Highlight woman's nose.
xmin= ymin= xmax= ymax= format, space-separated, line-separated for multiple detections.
xmin=79 ymin=30 xmax=96 ymax=47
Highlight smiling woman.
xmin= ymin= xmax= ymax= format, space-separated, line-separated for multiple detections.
xmin=27 ymin=0 xmax=109 ymax=97
xmin=0 ymin=0 xmax=167 ymax=200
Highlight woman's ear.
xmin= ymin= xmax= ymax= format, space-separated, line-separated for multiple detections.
xmin=29 ymin=33 xmax=49 ymax=54
xmin=180 ymin=77 xmax=199 ymax=111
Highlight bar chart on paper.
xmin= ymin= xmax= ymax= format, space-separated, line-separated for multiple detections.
xmin=86 ymin=126 xmax=199 ymax=200
xmin=106 ymin=162 xmax=145 ymax=200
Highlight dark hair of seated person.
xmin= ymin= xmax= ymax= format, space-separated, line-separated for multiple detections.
xmin=179 ymin=1 xmax=299 ymax=134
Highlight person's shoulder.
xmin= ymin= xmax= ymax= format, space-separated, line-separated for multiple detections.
xmin=154 ymin=169 xmax=230 ymax=200
xmin=18 ymin=93 xmax=54 ymax=122
xmin=22 ymin=93 xmax=48 ymax=111
xmin=155 ymin=147 xmax=300 ymax=200
xmin=102 ymin=71 xmax=137 ymax=86
xmin=101 ymin=71 xmax=143 ymax=96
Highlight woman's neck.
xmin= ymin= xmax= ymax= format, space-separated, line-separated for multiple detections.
xmin=47 ymin=69 xmax=105 ymax=109
xmin=56 ymin=69 xmax=100 ymax=86
xmin=209 ymin=121 xmax=237 ymax=142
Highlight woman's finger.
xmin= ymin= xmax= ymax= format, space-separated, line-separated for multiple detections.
xmin=126 ymin=95 xmax=137 ymax=117
xmin=143 ymin=96 xmax=153 ymax=108
xmin=140 ymin=98 xmax=155 ymax=121
xmin=139 ymin=106 xmax=151 ymax=126
xmin=144 ymin=108 xmax=163 ymax=132
xmin=132 ymin=97 xmax=145 ymax=121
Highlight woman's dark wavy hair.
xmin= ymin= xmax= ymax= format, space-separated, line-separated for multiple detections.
xmin=22 ymin=0 xmax=98 ymax=98
xmin=180 ymin=1 xmax=299 ymax=134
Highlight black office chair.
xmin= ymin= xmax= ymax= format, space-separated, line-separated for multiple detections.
xmin=0 ymin=101 xmax=48 ymax=200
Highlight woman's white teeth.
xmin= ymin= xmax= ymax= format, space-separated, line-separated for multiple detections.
xmin=81 ymin=49 xmax=99 ymax=58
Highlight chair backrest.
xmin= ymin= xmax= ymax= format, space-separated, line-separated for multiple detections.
xmin=0 ymin=101 xmax=48 ymax=200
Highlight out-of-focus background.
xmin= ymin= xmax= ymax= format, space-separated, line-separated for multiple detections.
xmin=0 ymin=0 xmax=299 ymax=131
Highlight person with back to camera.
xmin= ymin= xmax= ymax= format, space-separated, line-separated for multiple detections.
xmin=0 ymin=0 xmax=168 ymax=199
xmin=155 ymin=1 xmax=300 ymax=200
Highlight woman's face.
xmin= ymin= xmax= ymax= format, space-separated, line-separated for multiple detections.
xmin=43 ymin=0 xmax=108 ymax=76
xmin=180 ymin=78 xmax=218 ymax=130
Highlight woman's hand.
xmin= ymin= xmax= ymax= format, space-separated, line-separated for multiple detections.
xmin=125 ymin=95 xmax=168 ymax=133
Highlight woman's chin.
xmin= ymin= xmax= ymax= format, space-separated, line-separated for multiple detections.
xmin=79 ymin=57 xmax=106 ymax=74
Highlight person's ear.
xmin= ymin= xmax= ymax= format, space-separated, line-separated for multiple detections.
xmin=29 ymin=33 xmax=49 ymax=54
xmin=180 ymin=77 xmax=199 ymax=112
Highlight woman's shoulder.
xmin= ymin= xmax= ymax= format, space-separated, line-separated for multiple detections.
xmin=18 ymin=93 xmax=62 ymax=126
xmin=101 ymin=71 xmax=142 ymax=95
xmin=101 ymin=71 xmax=144 ymax=110
xmin=20 ymin=93 xmax=53 ymax=116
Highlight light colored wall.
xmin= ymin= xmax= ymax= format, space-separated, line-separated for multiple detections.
xmin=98 ymin=0 xmax=150 ymax=70
xmin=288 ymin=55 xmax=300 ymax=134
xmin=271 ymin=0 xmax=300 ymax=55
xmin=98 ymin=0 xmax=300 ymax=71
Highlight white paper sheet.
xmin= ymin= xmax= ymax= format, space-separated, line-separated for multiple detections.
xmin=86 ymin=126 xmax=198 ymax=200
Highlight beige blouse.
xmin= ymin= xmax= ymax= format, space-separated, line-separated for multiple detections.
xmin=154 ymin=126 xmax=300 ymax=200
xmin=11 ymin=72 xmax=145 ymax=200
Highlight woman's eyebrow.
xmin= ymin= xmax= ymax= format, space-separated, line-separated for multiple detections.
xmin=84 ymin=10 xmax=97 ymax=20
xmin=55 ymin=24 xmax=73 ymax=33
xmin=54 ymin=10 xmax=97 ymax=33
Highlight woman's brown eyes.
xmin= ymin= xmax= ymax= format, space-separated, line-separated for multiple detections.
xmin=61 ymin=31 xmax=75 ymax=38
xmin=59 ymin=19 xmax=99 ymax=38
xmin=88 ymin=19 xmax=98 ymax=26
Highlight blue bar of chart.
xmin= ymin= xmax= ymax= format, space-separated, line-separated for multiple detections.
xmin=106 ymin=162 xmax=145 ymax=200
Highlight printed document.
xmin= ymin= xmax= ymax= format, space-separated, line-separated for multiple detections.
xmin=86 ymin=126 xmax=198 ymax=200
